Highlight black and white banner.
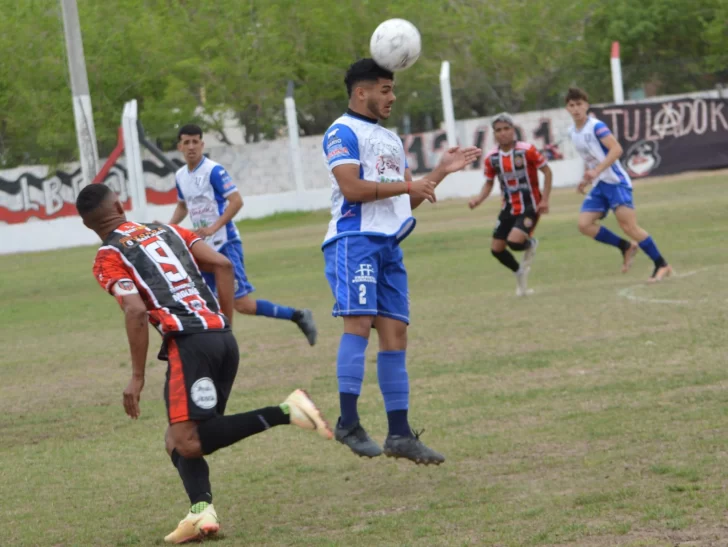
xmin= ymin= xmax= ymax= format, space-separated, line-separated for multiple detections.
xmin=591 ymin=97 xmax=728 ymax=178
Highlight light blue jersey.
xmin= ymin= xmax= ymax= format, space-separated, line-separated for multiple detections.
xmin=569 ymin=117 xmax=631 ymax=187
xmin=321 ymin=111 xmax=414 ymax=246
xmin=175 ymin=157 xmax=241 ymax=251
xmin=321 ymin=110 xmax=411 ymax=323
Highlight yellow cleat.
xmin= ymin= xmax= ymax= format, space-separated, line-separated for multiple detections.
xmin=284 ymin=389 xmax=334 ymax=440
xmin=164 ymin=504 xmax=220 ymax=544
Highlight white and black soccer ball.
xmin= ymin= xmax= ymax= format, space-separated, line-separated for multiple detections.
xmin=369 ymin=18 xmax=421 ymax=72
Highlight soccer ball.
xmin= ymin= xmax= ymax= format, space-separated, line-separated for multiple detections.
xmin=369 ymin=19 xmax=422 ymax=72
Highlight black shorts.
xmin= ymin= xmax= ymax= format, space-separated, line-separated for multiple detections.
xmin=161 ymin=330 xmax=239 ymax=424
xmin=493 ymin=209 xmax=539 ymax=240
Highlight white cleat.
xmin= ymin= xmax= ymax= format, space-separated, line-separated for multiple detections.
xmin=515 ymin=267 xmax=533 ymax=297
xmin=522 ymin=238 xmax=539 ymax=269
xmin=284 ymin=389 xmax=334 ymax=440
xmin=164 ymin=504 xmax=219 ymax=544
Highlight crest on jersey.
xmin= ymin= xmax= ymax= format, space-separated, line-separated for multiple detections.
xmin=514 ymin=155 xmax=524 ymax=168
xmin=375 ymin=155 xmax=401 ymax=175
xmin=625 ymin=140 xmax=661 ymax=178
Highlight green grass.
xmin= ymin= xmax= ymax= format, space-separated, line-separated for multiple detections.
xmin=2 ymin=173 xmax=728 ymax=546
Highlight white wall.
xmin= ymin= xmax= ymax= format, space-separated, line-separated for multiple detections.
xmin=0 ymin=96 xmax=632 ymax=255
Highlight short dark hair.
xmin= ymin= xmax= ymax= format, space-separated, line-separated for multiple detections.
xmin=565 ymin=87 xmax=589 ymax=104
xmin=76 ymin=183 xmax=113 ymax=217
xmin=177 ymin=123 xmax=203 ymax=141
xmin=344 ymin=58 xmax=394 ymax=97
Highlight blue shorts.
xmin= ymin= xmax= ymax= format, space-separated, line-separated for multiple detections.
xmin=323 ymin=235 xmax=410 ymax=324
xmin=581 ymin=181 xmax=634 ymax=217
xmin=202 ymin=240 xmax=254 ymax=300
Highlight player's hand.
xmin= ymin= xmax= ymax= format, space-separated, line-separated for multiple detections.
xmin=123 ymin=375 xmax=144 ymax=419
xmin=195 ymin=226 xmax=216 ymax=238
xmin=577 ymin=180 xmax=589 ymax=194
xmin=409 ymin=179 xmax=437 ymax=203
xmin=468 ymin=198 xmax=482 ymax=210
xmin=537 ymin=200 xmax=550 ymax=214
xmin=438 ymin=146 xmax=482 ymax=174
xmin=583 ymin=169 xmax=598 ymax=185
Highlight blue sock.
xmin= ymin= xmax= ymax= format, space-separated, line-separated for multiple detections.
xmin=337 ymin=334 xmax=368 ymax=428
xmin=594 ymin=226 xmax=627 ymax=249
xmin=254 ymin=299 xmax=295 ymax=320
xmin=377 ymin=351 xmax=411 ymax=437
xmin=638 ymin=236 xmax=666 ymax=266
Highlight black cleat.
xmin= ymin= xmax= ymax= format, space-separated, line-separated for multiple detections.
xmin=383 ymin=429 xmax=445 ymax=466
xmin=334 ymin=419 xmax=382 ymax=458
xmin=292 ymin=309 xmax=317 ymax=346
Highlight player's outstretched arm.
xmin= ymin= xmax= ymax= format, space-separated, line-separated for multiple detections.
xmin=468 ymin=179 xmax=494 ymax=210
xmin=189 ymin=240 xmax=235 ymax=324
xmin=332 ymin=164 xmax=436 ymax=204
xmin=409 ymin=146 xmax=482 ymax=209
xmin=119 ymin=293 xmax=149 ymax=419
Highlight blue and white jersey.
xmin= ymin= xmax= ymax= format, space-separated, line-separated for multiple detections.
xmin=321 ymin=111 xmax=414 ymax=247
xmin=569 ymin=117 xmax=631 ymax=187
xmin=175 ymin=157 xmax=241 ymax=251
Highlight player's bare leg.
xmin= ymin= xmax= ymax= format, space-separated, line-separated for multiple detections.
xmin=334 ymin=316 xmax=383 ymax=458
xmin=621 ymin=241 xmax=639 ymax=273
xmin=375 ymin=316 xmax=445 ymax=465
xmin=234 ymin=294 xmax=317 ymax=345
xmin=614 ymin=206 xmax=672 ymax=282
xmin=579 ymin=211 xmax=636 ymax=272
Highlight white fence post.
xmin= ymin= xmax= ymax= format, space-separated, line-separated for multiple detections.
xmin=440 ymin=61 xmax=458 ymax=147
xmin=284 ymin=81 xmax=306 ymax=194
xmin=60 ymin=0 xmax=100 ymax=184
xmin=611 ymin=41 xmax=625 ymax=105
xmin=121 ymin=100 xmax=147 ymax=221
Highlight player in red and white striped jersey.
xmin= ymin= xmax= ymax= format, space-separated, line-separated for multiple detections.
xmin=469 ymin=113 xmax=553 ymax=296
xmin=76 ymin=183 xmax=332 ymax=543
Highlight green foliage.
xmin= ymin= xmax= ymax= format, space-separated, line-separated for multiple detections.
xmin=0 ymin=0 xmax=725 ymax=167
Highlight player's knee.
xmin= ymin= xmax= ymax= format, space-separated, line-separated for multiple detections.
xmin=169 ymin=422 xmax=203 ymax=459
xmin=234 ymin=296 xmax=256 ymax=315
xmin=175 ymin=439 xmax=202 ymax=459
xmin=507 ymin=240 xmax=527 ymax=251
xmin=344 ymin=316 xmax=373 ymax=338
xmin=577 ymin=220 xmax=593 ymax=234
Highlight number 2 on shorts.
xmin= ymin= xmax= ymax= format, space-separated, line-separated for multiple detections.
xmin=359 ymin=284 xmax=367 ymax=305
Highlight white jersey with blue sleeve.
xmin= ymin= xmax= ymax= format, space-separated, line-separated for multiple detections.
xmin=321 ymin=112 xmax=414 ymax=246
xmin=569 ymin=117 xmax=631 ymax=187
xmin=175 ymin=157 xmax=241 ymax=251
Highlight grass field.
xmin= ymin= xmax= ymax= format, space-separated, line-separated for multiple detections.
xmin=2 ymin=173 xmax=728 ymax=547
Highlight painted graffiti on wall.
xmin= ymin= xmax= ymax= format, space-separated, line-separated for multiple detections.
xmin=0 ymin=157 xmax=181 ymax=224
xmin=401 ymin=107 xmax=575 ymax=175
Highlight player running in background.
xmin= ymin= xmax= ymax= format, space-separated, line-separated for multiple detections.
xmin=468 ymin=112 xmax=552 ymax=296
xmin=566 ymin=88 xmax=672 ymax=282
xmin=321 ymin=59 xmax=481 ymax=465
xmin=75 ymin=183 xmax=332 ymax=544
xmin=166 ymin=124 xmax=318 ymax=344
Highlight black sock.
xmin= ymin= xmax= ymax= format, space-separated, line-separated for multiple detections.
xmin=291 ymin=310 xmax=303 ymax=322
xmin=171 ymin=449 xmax=212 ymax=505
xmin=617 ymin=239 xmax=632 ymax=254
xmin=197 ymin=406 xmax=290 ymax=455
xmin=492 ymin=249 xmax=520 ymax=272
